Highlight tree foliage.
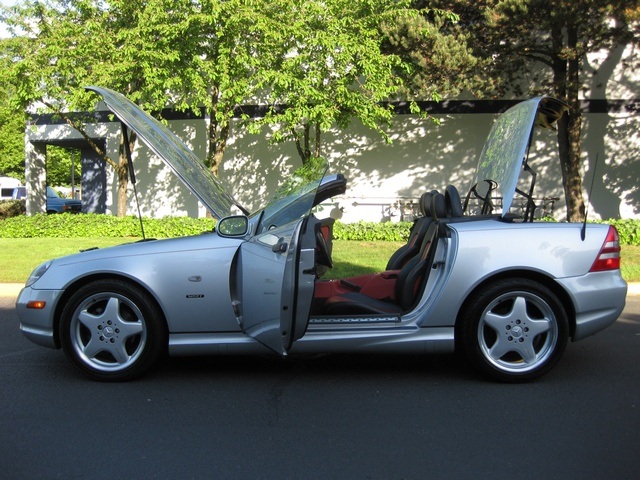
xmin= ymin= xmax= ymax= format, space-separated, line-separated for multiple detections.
xmin=1 ymin=0 xmax=185 ymax=215
xmin=1 ymin=0 xmax=479 ymax=214
xmin=410 ymin=0 xmax=640 ymax=221
xmin=0 ymin=73 xmax=26 ymax=181
xmin=380 ymin=8 xmax=482 ymax=100
xmin=129 ymin=0 xmax=291 ymax=176
xmin=250 ymin=0 xmax=469 ymax=165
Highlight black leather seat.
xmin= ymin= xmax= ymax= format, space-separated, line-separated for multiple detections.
xmin=386 ymin=190 xmax=437 ymax=270
xmin=323 ymin=193 xmax=447 ymax=315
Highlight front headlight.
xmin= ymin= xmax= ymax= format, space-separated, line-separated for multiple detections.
xmin=25 ymin=261 xmax=52 ymax=287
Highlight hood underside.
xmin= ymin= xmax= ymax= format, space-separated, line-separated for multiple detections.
xmin=86 ymin=86 xmax=244 ymax=219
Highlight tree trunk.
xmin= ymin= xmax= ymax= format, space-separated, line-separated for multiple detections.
xmin=116 ymin=163 xmax=129 ymax=217
xmin=207 ymin=118 xmax=229 ymax=178
xmin=206 ymin=86 xmax=230 ymax=178
xmin=552 ymin=23 xmax=586 ymax=222
xmin=115 ymin=130 xmax=136 ymax=217
xmin=557 ymin=111 xmax=586 ymax=222
xmin=294 ymin=122 xmax=321 ymax=165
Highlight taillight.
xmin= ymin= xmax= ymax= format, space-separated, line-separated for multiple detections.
xmin=590 ymin=226 xmax=621 ymax=272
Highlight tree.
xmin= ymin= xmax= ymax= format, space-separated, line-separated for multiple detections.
xmin=380 ymin=8 xmax=482 ymax=100
xmin=0 ymin=58 xmax=27 ymax=181
xmin=411 ymin=0 xmax=639 ymax=222
xmin=46 ymin=146 xmax=82 ymax=188
xmin=1 ymin=0 xmax=477 ymax=213
xmin=251 ymin=0 xmax=460 ymax=165
xmin=1 ymin=0 xmax=185 ymax=215
xmin=132 ymin=0 xmax=289 ymax=177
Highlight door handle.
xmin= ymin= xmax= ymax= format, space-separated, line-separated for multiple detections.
xmin=272 ymin=238 xmax=288 ymax=253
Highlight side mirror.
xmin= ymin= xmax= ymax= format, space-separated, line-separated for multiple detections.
xmin=217 ymin=215 xmax=249 ymax=237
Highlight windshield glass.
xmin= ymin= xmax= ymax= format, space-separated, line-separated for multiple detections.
xmin=474 ymin=98 xmax=541 ymax=216
xmin=256 ymin=159 xmax=328 ymax=232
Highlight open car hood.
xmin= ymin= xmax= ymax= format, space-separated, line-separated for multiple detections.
xmin=86 ymin=86 xmax=245 ymax=219
xmin=474 ymin=97 xmax=569 ymax=216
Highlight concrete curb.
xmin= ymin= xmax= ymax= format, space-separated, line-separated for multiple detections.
xmin=3 ymin=282 xmax=639 ymax=299
xmin=0 ymin=283 xmax=24 ymax=299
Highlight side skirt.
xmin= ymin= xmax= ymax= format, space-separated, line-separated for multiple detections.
xmin=168 ymin=327 xmax=455 ymax=356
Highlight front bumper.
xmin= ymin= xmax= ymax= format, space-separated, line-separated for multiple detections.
xmin=16 ymin=287 xmax=64 ymax=349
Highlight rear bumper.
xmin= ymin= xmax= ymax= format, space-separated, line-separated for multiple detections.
xmin=557 ymin=272 xmax=627 ymax=341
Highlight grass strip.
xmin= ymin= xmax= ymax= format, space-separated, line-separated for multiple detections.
xmin=0 ymin=238 xmax=638 ymax=284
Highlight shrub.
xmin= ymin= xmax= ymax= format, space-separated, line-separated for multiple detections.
xmin=0 ymin=213 xmax=638 ymax=246
xmin=604 ymin=219 xmax=640 ymax=246
xmin=333 ymin=221 xmax=412 ymax=242
xmin=333 ymin=219 xmax=640 ymax=245
xmin=0 ymin=200 xmax=26 ymax=220
xmin=0 ymin=213 xmax=215 ymax=238
xmin=542 ymin=217 xmax=639 ymax=246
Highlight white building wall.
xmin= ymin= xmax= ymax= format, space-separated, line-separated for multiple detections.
xmin=25 ymin=106 xmax=640 ymax=221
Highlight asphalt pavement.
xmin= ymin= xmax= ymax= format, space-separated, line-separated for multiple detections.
xmin=1 ymin=290 xmax=640 ymax=479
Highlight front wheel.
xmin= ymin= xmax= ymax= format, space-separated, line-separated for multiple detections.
xmin=59 ymin=279 xmax=167 ymax=381
xmin=459 ymin=278 xmax=569 ymax=382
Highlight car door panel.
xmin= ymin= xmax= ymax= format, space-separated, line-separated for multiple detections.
xmin=233 ymin=218 xmax=314 ymax=354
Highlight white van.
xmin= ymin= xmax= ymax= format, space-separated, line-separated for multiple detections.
xmin=0 ymin=177 xmax=22 ymax=201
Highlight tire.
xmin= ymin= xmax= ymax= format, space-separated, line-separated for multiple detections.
xmin=59 ymin=279 xmax=167 ymax=381
xmin=459 ymin=278 xmax=569 ymax=382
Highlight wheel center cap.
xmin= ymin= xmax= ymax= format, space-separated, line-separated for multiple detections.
xmin=103 ymin=326 xmax=115 ymax=338
xmin=511 ymin=325 xmax=523 ymax=338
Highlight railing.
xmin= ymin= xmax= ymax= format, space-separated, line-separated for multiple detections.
xmin=319 ymin=195 xmax=559 ymax=222
xmin=464 ymin=196 xmax=559 ymax=219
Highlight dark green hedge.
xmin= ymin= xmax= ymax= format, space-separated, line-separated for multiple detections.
xmin=0 ymin=200 xmax=26 ymax=220
xmin=601 ymin=219 xmax=640 ymax=247
xmin=0 ymin=213 xmax=214 ymax=238
xmin=0 ymin=212 xmax=638 ymax=246
xmin=333 ymin=221 xmax=412 ymax=242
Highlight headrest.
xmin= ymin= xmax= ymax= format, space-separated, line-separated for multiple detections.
xmin=445 ymin=185 xmax=464 ymax=218
xmin=419 ymin=191 xmax=432 ymax=217
xmin=419 ymin=190 xmax=440 ymax=217
xmin=430 ymin=192 xmax=447 ymax=221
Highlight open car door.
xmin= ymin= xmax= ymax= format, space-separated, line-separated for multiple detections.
xmin=233 ymin=217 xmax=317 ymax=355
xmin=231 ymin=165 xmax=335 ymax=355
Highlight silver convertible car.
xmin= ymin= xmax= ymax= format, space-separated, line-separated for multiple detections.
xmin=17 ymin=87 xmax=627 ymax=382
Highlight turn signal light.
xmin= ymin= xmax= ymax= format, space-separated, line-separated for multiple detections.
xmin=26 ymin=300 xmax=46 ymax=309
xmin=589 ymin=226 xmax=621 ymax=272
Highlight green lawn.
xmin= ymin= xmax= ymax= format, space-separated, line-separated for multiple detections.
xmin=621 ymin=244 xmax=640 ymax=283
xmin=0 ymin=238 xmax=141 ymax=283
xmin=0 ymin=238 xmax=638 ymax=284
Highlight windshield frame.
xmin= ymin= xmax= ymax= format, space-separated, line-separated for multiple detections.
xmin=255 ymin=161 xmax=328 ymax=233
xmin=474 ymin=98 xmax=542 ymax=216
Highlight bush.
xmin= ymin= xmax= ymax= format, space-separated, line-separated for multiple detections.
xmin=0 ymin=200 xmax=26 ymax=220
xmin=604 ymin=219 xmax=640 ymax=246
xmin=542 ymin=217 xmax=640 ymax=246
xmin=333 ymin=219 xmax=640 ymax=245
xmin=0 ymin=213 xmax=215 ymax=238
xmin=333 ymin=221 xmax=412 ymax=242
xmin=0 ymin=213 xmax=638 ymax=246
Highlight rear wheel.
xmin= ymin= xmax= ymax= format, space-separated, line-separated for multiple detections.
xmin=59 ymin=279 xmax=167 ymax=381
xmin=459 ymin=278 xmax=569 ymax=382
